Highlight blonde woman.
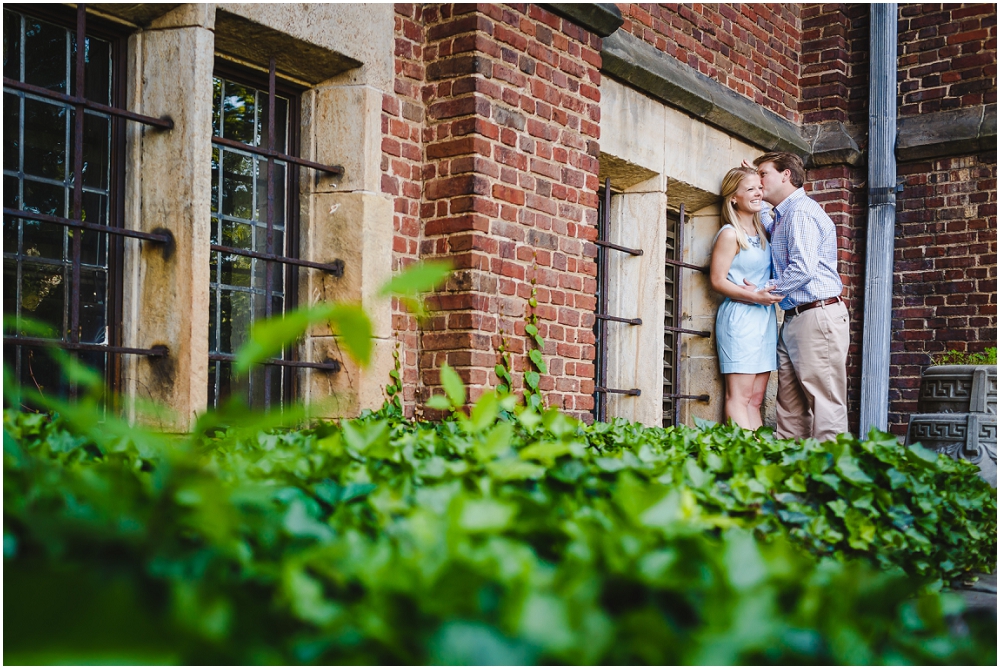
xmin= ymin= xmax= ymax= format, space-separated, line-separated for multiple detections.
xmin=710 ymin=167 xmax=781 ymax=430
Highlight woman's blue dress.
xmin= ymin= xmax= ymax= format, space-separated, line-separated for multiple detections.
xmin=714 ymin=224 xmax=778 ymax=374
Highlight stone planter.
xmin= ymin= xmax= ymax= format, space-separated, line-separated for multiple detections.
xmin=905 ymin=365 xmax=997 ymax=487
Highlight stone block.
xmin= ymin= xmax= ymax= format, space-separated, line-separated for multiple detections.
xmin=301 ymin=191 xmax=394 ymax=338
xmin=308 ymin=84 xmax=383 ymax=193
xmin=599 ymin=78 xmax=666 ymax=178
xmin=302 ymin=336 xmax=396 ymax=418
xmin=907 ymin=412 xmax=997 ymax=487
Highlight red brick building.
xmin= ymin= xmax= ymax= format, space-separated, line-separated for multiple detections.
xmin=4 ymin=3 xmax=995 ymax=438
xmin=383 ymin=3 xmax=996 ymax=436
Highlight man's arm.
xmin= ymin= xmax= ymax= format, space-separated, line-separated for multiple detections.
xmin=774 ymin=209 xmax=820 ymax=295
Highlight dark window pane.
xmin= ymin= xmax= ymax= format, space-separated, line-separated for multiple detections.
xmin=4 ymin=10 xmax=22 ymax=81
xmin=19 ymin=261 xmax=66 ymax=334
xmin=22 ymin=98 xmax=69 ymax=181
xmin=258 ymin=93 xmax=288 ymax=153
xmin=4 ymin=91 xmax=19 ymax=172
xmin=21 ymin=180 xmax=66 ymax=260
xmin=256 ymin=160 xmax=286 ymax=227
xmin=3 ymin=177 xmax=19 ymax=252
xmin=218 ymin=289 xmax=252 ymax=354
xmin=80 ymin=191 xmax=108 ymax=266
xmin=211 ymin=146 xmax=220 ymax=212
xmin=80 ymin=112 xmax=110 ymax=189
xmin=23 ymin=16 xmax=67 ymax=92
xmin=77 ymin=268 xmax=107 ymax=344
xmin=3 ymin=259 xmax=17 ymax=328
xmin=82 ymin=36 xmax=111 ymax=104
xmin=211 ymin=77 xmax=222 ymax=137
xmin=208 ymin=290 xmax=218 ymax=352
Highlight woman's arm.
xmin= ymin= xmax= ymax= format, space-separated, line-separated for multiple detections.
xmin=710 ymin=228 xmax=779 ymax=306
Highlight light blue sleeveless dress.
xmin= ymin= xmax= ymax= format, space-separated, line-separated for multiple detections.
xmin=714 ymin=224 xmax=778 ymax=374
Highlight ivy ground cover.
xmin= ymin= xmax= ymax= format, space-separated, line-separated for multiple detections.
xmin=4 ymin=382 xmax=996 ymax=665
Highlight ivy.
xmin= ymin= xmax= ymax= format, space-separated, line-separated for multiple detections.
xmin=4 ymin=399 xmax=995 ymax=664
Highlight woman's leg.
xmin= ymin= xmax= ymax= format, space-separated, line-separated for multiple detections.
xmin=744 ymin=371 xmax=771 ymax=430
xmin=724 ymin=373 xmax=758 ymax=429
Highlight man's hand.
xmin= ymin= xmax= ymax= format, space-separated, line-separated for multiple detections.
xmin=740 ymin=278 xmax=783 ymax=305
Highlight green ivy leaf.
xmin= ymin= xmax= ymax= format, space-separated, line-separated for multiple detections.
xmin=439 ymin=363 xmax=466 ymax=408
xmin=528 ymin=349 xmax=547 ymax=374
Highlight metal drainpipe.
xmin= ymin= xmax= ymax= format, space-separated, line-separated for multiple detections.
xmin=859 ymin=3 xmax=899 ymax=435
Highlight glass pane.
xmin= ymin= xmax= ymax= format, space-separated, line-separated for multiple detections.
xmin=19 ymin=345 xmax=69 ymax=399
xmin=221 ymin=81 xmax=256 ymax=145
xmin=4 ymin=10 xmax=22 ymax=81
xmin=207 ymin=360 xmax=218 ymax=407
xmin=254 ymin=224 xmax=284 ymax=257
xmin=82 ymin=36 xmax=111 ymax=105
xmin=219 ymin=289 xmax=251 ymax=354
xmin=3 ymin=176 xmax=19 ymax=251
xmin=211 ymin=146 xmax=220 ymax=212
xmin=255 ymin=160 xmax=286 ymax=226
xmin=212 ymin=77 xmax=222 ymax=137
xmin=78 ymin=268 xmax=107 ymax=344
xmin=81 ymin=112 xmax=110 ymax=189
xmin=20 ymin=261 xmax=65 ymax=335
xmin=221 ymin=151 xmax=254 ymax=219
xmin=3 ymin=259 xmax=16 ymax=327
xmin=23 ymin=16 xmax=67 ymax=92
xmin=258 ymin=93 xmax=288 ymax=153
xmin=4 ymin=91 xmax=19 ymax=172
xmin=22 ymin=97 xmax=68 ymax=181
xmin=208 ymin=289 xmax=218 ymax=352
xmin=80 ymin=191 xmax=108 ymax=266
xmin=21 ymin=180 xmax=66 ymax=260
xmin=219 ymin=251 xmax=252 ymax=290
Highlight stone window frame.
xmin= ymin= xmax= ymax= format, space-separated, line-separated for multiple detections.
xmin=104 ymin=4 xmax=396 ymax=431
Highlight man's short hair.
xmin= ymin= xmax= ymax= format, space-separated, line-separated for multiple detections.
xmin=754 ymin=151 xmax=806 ymax=188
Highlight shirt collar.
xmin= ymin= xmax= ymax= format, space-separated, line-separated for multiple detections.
xmin=773 ymin=187 xmax=806 ymax=220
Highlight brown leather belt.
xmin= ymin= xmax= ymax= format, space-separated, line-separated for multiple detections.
xmin=786 ymin=296 xmax=842 ymax=317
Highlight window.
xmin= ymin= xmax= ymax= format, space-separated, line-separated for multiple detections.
xmin=208 ymin=66 xmax=299 ymax=409
xmin=3 ymin=6 xmax=125 ymax=402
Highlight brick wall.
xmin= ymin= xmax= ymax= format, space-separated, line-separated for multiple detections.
xmin=615 ymin=2 xmax=802 ymax=122
xmin=898 ymin=3 xmax=997 ymax=117
xmin=382 ymin=3 xmax=427 ymax=416
xmin=408 ymin=3 xmax=603 ymax=420
xmin=891 ymin=154 xmax=998 ymax=434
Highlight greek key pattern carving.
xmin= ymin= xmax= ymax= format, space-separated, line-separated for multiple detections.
xmin=910 ymin=421 xmax=966 ymax=441
xmin=920 ymin=378 xmax=971 ymax=401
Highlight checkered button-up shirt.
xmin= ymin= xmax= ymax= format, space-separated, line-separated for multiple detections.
xmin=764 ymin=188 xmax=843 ymax=311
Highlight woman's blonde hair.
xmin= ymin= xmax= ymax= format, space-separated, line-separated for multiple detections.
xmin=720 ymin=167 xmax=768 ymax=251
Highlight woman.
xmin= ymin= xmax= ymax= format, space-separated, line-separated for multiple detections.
xmin=710 ymin=167 xmax=779 ymax=430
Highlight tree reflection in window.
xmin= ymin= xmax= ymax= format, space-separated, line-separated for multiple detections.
xmin=3 ymin=8 xmax=114 ymax=401
xmin=208 ymin=74 xmax=292 ymax=408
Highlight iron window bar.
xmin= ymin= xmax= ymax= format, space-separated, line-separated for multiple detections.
xmin=595 ymin=314 xmax=642 ymax=326
xmin=3 ymin=337 xmax=168 ymax=358
xmin=594 ymin=239 xmax=643 ymax=256
xmin=595 ymin=387 xmax=641 ymax=396
xmin=664 ymin=325 xmax=711 ymax=337
xmin=210 ymin=243 xmax=344 ymax=276
xmin=4 ymin=4 xmax=174 ymax=368
xmin=2 ymin=77 xmax=173 ymax=130
xmin=665 ymin=258 xmax=709 ymax=273
xmin=3 ymin=208 xmax=173 ymax=248
xmin=208 ymin=352 xmax=341 ymax=373
xmin=210 ymin=135 xmax=343 ymax=176
xmin=670 ymin=202 xmax=712 ymax=425
xmin=593 ymin=178 xmax=641 ymax=419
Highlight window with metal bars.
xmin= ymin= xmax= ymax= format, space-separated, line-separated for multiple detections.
xmin=207 ymin=61 xmax=343 ymax=410
xmin=662 ymin=203 xmax=711 ymax=426
xmin=3 ymin=5 xmax=171 ymax=408
xmin=592 ymin=180 xmax=641 ymax=423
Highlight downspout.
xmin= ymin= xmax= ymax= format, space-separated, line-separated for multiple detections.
xmin=859 ymin=4 xmax=898 ymax=434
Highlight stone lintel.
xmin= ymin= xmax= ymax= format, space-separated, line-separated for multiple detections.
xmin=601 ymin=30 xmax=810 ymax=156
xmin=214 ymin=10 xmax=361 ymax=85
xmin=802 ymin=121 xmax=865 ymax=167
xmin=896 ymin=104 xmax=997 ymax=162
xmin=539 ymin=3 xmax=624 ymax=37
xmin=90 ymin=3 xmax=184 ymax=27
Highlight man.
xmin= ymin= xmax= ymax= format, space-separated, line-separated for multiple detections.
xmin=749 ymin=152 xmax=849 ymax=442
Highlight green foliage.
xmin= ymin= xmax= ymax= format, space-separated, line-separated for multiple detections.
xmin=378 ymin=260 xmax=452 ymax=316
xmin=932 ymin=347 xmax=997 ymax=366
xmin=522 ymin=284 xmax=544 ymax=410
xmin=4 ymin=402 xmax=996 ymax=664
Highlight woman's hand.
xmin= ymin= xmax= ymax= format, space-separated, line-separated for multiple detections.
xmin=739 ymin=279 xmax=783 ymax=305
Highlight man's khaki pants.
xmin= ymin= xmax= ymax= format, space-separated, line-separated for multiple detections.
xmin=775 ymin=299 xmax=850 ymax=441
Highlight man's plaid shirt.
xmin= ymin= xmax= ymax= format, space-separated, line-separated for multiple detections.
xmin=764 ymin=188 xmax=843 ymax=311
